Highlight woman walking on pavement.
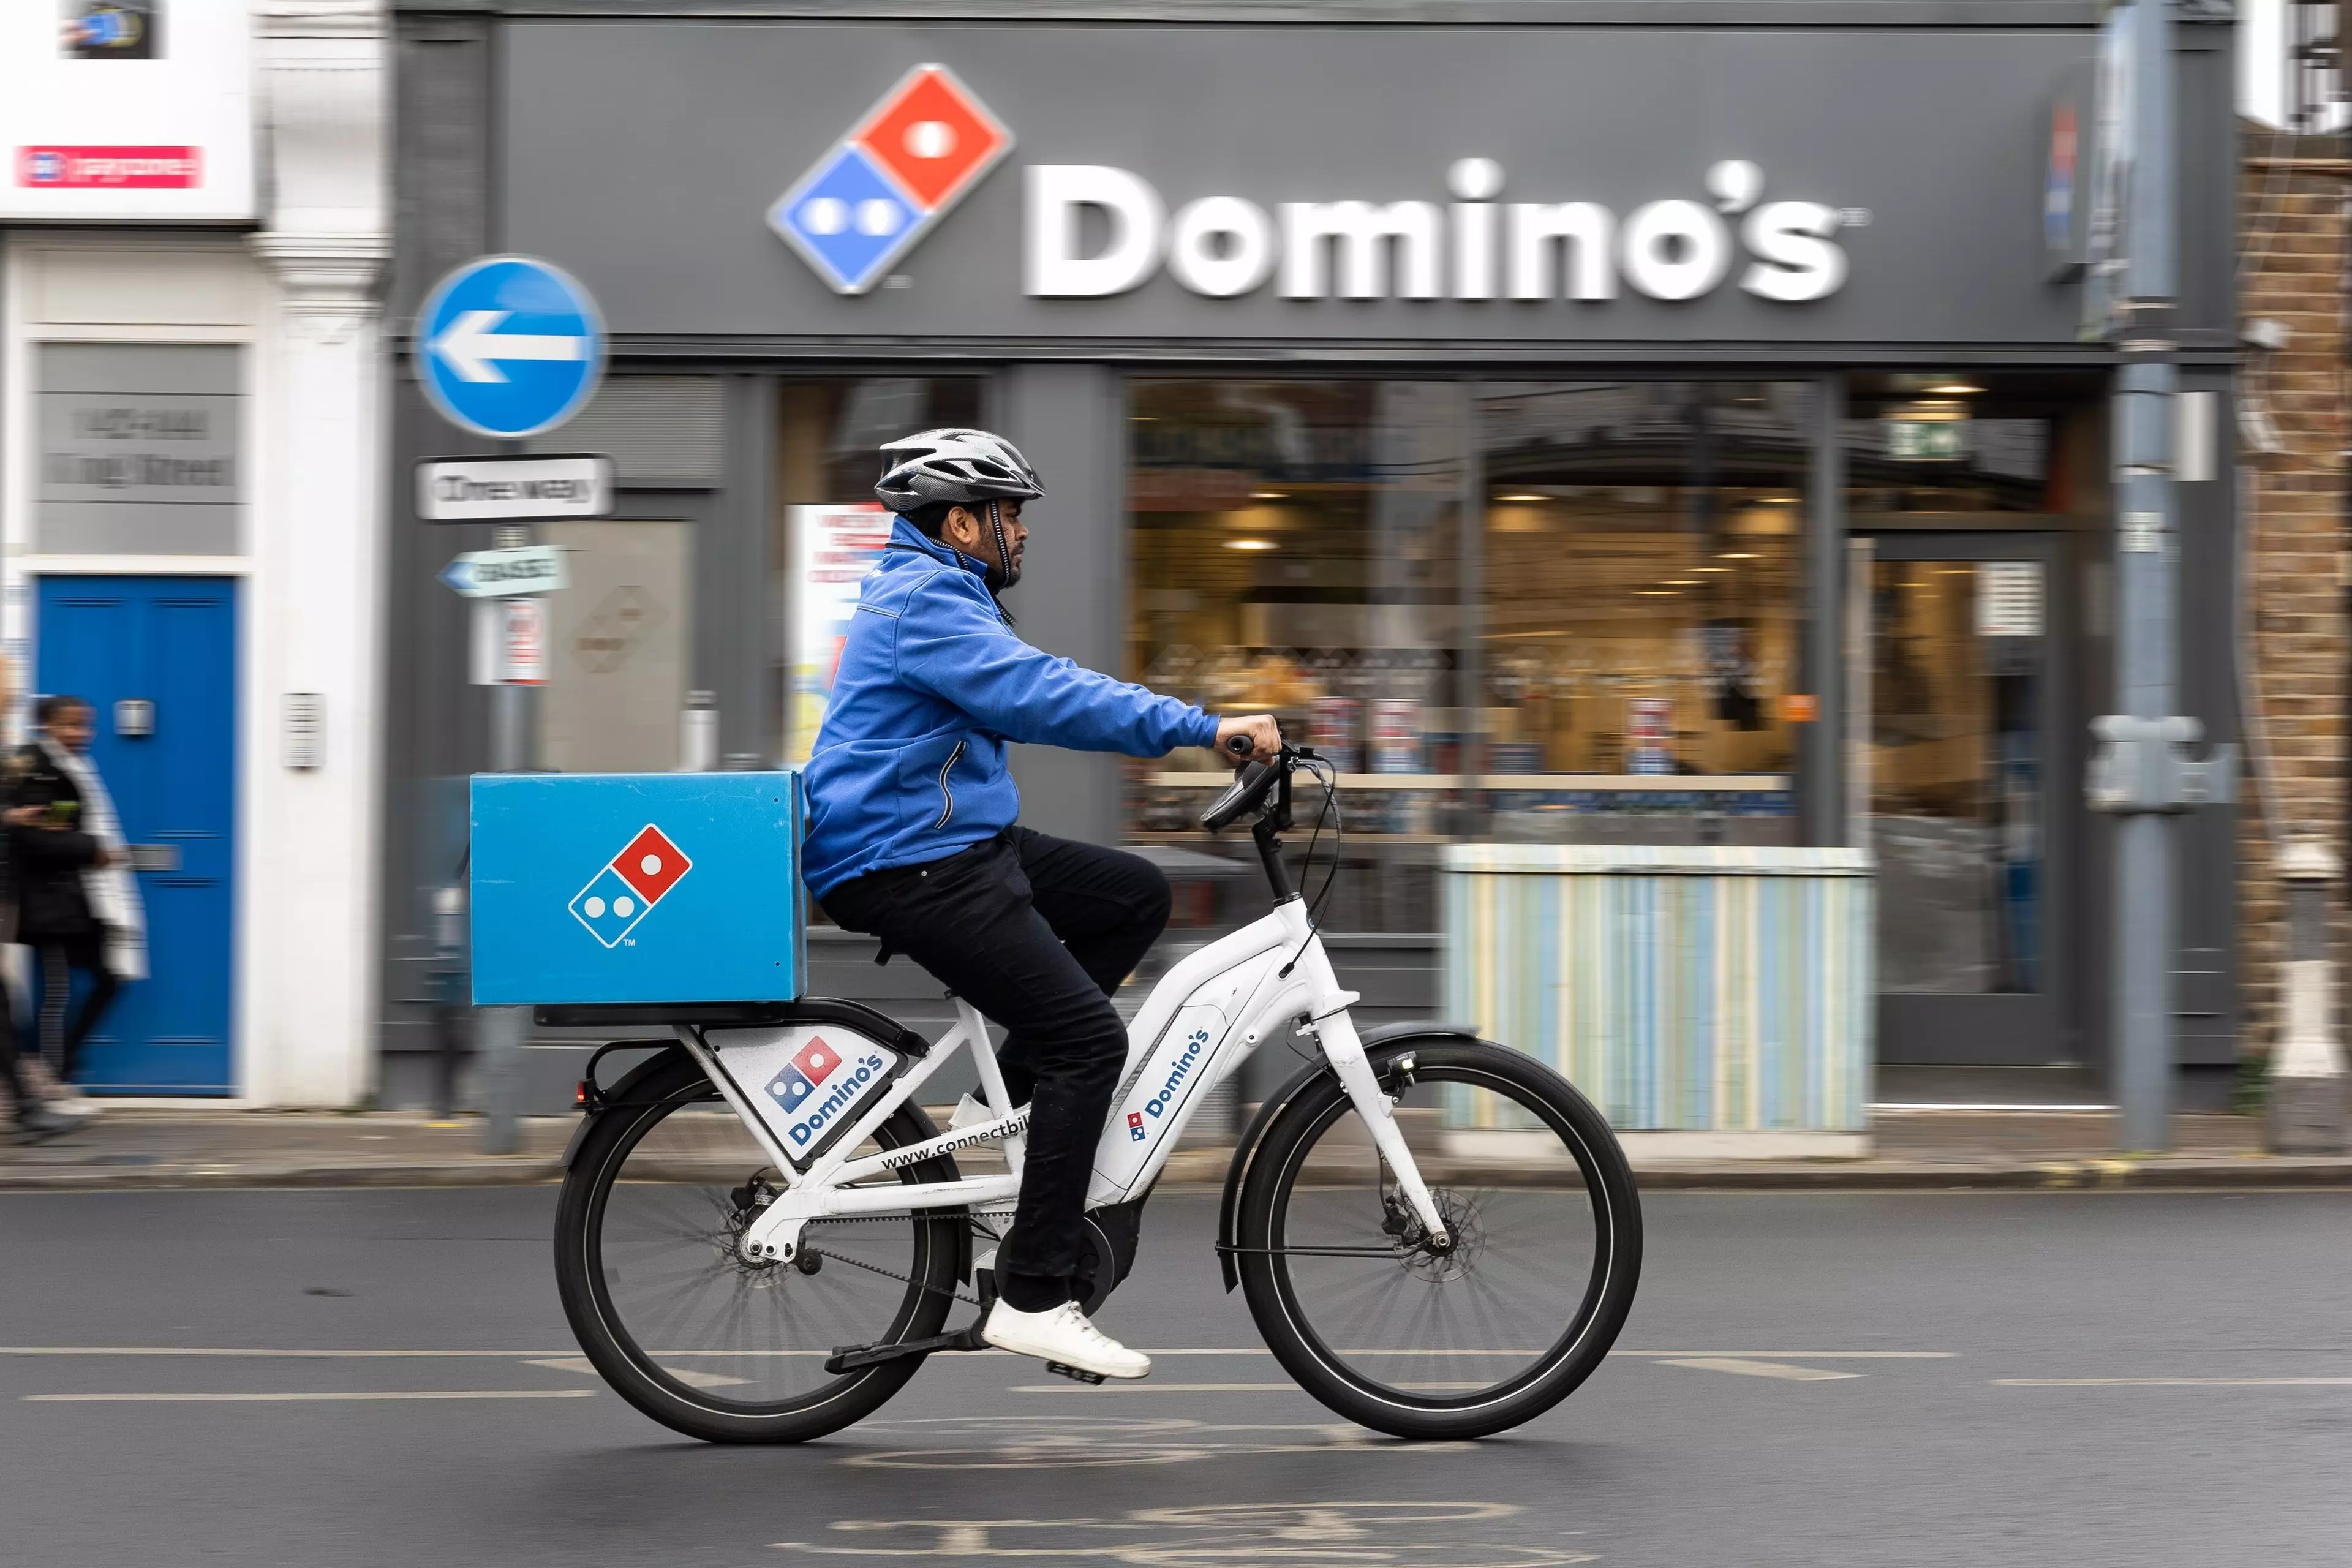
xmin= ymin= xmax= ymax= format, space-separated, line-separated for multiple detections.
xmin=0 ymin=676 xmax=92 ymax=1140
xmin=9 ymin=694 xmax=145 ymax=1120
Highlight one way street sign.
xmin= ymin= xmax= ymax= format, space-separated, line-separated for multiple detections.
xmin=440 ymin=545 xmax=567 ymax=598
xmin=417 ymin=255 xmax=605 ymax=439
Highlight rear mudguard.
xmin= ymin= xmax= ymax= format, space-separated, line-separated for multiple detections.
xmin=1213 ymin=1020 xmax=1481 ymax=1292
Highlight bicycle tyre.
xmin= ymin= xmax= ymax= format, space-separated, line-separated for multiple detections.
xmin=553 ymin=1049 xmax=966 ymax=1444
xmin=1234 ymin=1036 xmax=1642 ymax=1441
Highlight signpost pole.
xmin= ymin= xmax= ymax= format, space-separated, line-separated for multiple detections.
xmin=480 ymin=516 xmax=535 ymax=1156
xmin=412 ymin=253 xmax=605 ymax=1158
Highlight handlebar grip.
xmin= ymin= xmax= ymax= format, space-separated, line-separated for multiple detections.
xmin=1225 ymin=733 xmax=1255 ymax=758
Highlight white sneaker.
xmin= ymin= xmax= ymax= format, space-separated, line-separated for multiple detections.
xmin=981 ymin=1300 xmax=1152 ymax=1381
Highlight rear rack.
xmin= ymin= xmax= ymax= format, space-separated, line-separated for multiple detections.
xmin=534 ymin=997 xmax=931 ymax=1058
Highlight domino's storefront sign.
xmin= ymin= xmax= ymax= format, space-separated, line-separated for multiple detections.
xmin=418 ymin=256 xmax=606 ymax=439
xmin=769 ymin=64 xmax=1013 ymax=295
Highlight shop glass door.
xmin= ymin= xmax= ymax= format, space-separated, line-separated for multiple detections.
xmin=1865 ymin=534 xmax=2066 ymax=1063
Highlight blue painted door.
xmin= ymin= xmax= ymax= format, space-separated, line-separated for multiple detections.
xmin=35 ymin=577 xmax=237 ymax=1094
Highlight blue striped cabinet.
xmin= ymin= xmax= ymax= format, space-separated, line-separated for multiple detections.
xmin=1442 ymin=845 xmax=1874 ymax=1133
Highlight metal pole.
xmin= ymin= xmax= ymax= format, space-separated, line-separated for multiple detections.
xmin=1803 ymin=373 xmax=1846 ymax=847
xmin=479 ymin=515 xmax=534 ymax=1154
xmin=2111 ymin=0 xmax=2179 ymax=1150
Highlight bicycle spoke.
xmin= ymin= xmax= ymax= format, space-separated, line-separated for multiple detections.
xmin=585 ymin=1097 xmax=955 ymax=1411
xmin=1268 ymin=1067 xmax=1608 ymax=1406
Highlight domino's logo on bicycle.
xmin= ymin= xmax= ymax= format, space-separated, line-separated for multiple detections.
xmin=764 ymin=1036 xmax=894 ymax=1150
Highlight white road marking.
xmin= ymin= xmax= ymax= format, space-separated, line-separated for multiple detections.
xmin=0 ymin=1344 xmax=1954 ymax=1363
xmin=1657 ymin=1357 xmax=1860 ymax=1381
xmin=1615 ymin=1351 xmax=1951 ymax=1359
xmin=0 ymin=1348 xmax=581 ymax=1359
xmin=1010 ymin=1382 xmax=1300 ymax=1393
xmin=24 ymin=1390 xmax=598 ymax=1402
xmin=1996 ymin=1378 xmax=2352 ymax=1387
xmin=1011 ymin=1381 xmax=1494 ymax=1393
xmin=527 ymin=1355 xmax=747 ymax=1389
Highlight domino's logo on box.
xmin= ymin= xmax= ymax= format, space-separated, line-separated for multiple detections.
xmin=568 ymin=824 xmax=692 ymax=949
xmin=768 ymin=64 xmax=1013 ymax=295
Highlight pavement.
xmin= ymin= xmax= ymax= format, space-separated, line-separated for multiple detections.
xmin=2 ymin=1185 xmax=2346 ymax=1567
xmin=3 ymin=1103 xmax=2349 ymax=1189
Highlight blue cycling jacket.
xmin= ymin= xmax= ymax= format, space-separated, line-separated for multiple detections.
xmin=802 ymin=519 xmax=1221 ymax=898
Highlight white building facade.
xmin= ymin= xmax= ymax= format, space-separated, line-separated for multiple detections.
xmin=0 ymin=2 xmax=388 ymax=1105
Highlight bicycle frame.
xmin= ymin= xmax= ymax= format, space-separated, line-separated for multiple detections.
xmin=707 ymin=893 xmax=1449 ymax=1269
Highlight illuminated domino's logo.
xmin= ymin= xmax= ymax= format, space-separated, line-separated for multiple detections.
xmin=767 ymin=64 xmax=1014 ymax=296
xmin=567 ymin=824 xmax=692 ymax=948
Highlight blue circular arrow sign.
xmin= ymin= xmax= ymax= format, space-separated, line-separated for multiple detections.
xmin=417 ymin=255 xmax=605 ymax=439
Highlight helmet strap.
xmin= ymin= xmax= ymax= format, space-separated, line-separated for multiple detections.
xmin=980 ymin=499 xmax=1018 ymax=623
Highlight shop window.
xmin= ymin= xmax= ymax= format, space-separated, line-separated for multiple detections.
xmin=1474 ymin=382 xmax=1807 ymax=845
xmin=775 ymin=377 xmax=987 ymax=768
xmin=1845 ymin=375 xmax=2061 ymax=517
xmin=1124 ymin=380 xmax=1464 ymax=932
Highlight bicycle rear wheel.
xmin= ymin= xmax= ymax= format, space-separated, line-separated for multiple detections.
xmin=1234 ymin=1037 xmax=1641 ymax=1440
xmin=553 ymin=1049 xmax=967 ymax=1444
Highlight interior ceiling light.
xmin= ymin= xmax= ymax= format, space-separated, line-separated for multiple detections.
xmin=1494 ymin=493 xmax=1551 ymax=503
xmin=1224 ymin=538 xmax=1278 ymax=551
xmin=1636 ymin=589 xmax=1673 ymax=596
xmin=1719 ymin=551 xmax=1760 ymax=560
xmin=1924 ymin=381 xmax=1984 ymax=396
xmin=1663 ymin=579 xmax=1701 ymax=587
xmin=1250 ymin=490 xmax=1287 ymax=500
xmin=1694 ymin=565 xmax=1729 ymax=573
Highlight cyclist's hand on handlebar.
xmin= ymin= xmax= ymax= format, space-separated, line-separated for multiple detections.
xmin=1214 ymin=714 xmax=1281 ymax=765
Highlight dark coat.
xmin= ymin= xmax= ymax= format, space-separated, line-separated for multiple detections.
xmin=6 ymin=745 xmax=102 ymax=940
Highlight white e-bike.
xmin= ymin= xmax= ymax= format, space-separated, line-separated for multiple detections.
xmin=549 ymin=744 xmax=1641 ymax=1444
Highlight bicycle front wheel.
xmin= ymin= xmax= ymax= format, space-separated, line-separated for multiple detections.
xmin=553 ymin=1049 xmax=967 ymax=1444
xmin=1234 ymin=1037 xmax=1641 ymax=1440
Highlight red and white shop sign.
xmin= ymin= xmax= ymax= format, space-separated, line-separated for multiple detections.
xmin=17 ymin=145 xmax=200 ymax=189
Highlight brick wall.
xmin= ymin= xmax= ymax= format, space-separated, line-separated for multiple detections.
xmin=2237 ymin=127 xmax=2348 ymax=1063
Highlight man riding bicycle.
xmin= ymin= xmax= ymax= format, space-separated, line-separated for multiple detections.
xmin=802 ymin=428 xmax=1280 ymax=1382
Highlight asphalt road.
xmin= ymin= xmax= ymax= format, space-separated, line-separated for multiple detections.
xmin=2 ymin=1185 xmax=2347 ymax=1568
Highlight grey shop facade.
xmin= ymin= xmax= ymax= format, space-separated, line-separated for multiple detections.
xmin=382 ymin=2 xmax=2242 ymax=1111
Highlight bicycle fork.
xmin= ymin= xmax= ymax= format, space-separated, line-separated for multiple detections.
xmin=1296 ymin=973 xmax=1451 ymax=1253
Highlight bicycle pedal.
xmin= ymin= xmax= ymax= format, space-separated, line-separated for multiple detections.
xmin=1044 ymin=1361 xmax=1107 ymax=1385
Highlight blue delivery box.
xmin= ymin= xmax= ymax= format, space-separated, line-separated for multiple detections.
xmin=469 ymin=772 xmax=805 ymax=1006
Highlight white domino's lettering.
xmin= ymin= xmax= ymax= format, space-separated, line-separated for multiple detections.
xmin=1026 ymin=157 xmax=1847 ymax=304
xmin=1143 ymin=1028 xmax=1211 ymax=1120
xmin=785 ymin=1052 xmax=893 ymax=1147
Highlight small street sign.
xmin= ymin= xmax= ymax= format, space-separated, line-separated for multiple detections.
xmin=416 ymin=454 xmax=614 ymax=522
xmin=417 ymin=255 xmax=605 ymax=439
xmin=440 ymin=545 xmax=568 ymax=599
xmin=472 ymin=597 xmax=551 ymax=685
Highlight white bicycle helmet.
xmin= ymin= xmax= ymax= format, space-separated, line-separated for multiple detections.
xmin=874 ymin=428 xmax=1044 ymax=513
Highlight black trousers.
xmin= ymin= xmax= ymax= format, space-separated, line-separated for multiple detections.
xmin=821 ymin=827 xmax=1169 ymax=1300
xmin=33 ymin=933 xmax=118 ymax=1084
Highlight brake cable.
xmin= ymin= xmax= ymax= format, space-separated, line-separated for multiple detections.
xmin=1276 ymin=753 xmax=1341 ymax=979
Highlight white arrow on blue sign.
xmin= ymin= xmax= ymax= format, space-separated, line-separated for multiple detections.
xmin=417 ymin=255 xmax=605 ymax=440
